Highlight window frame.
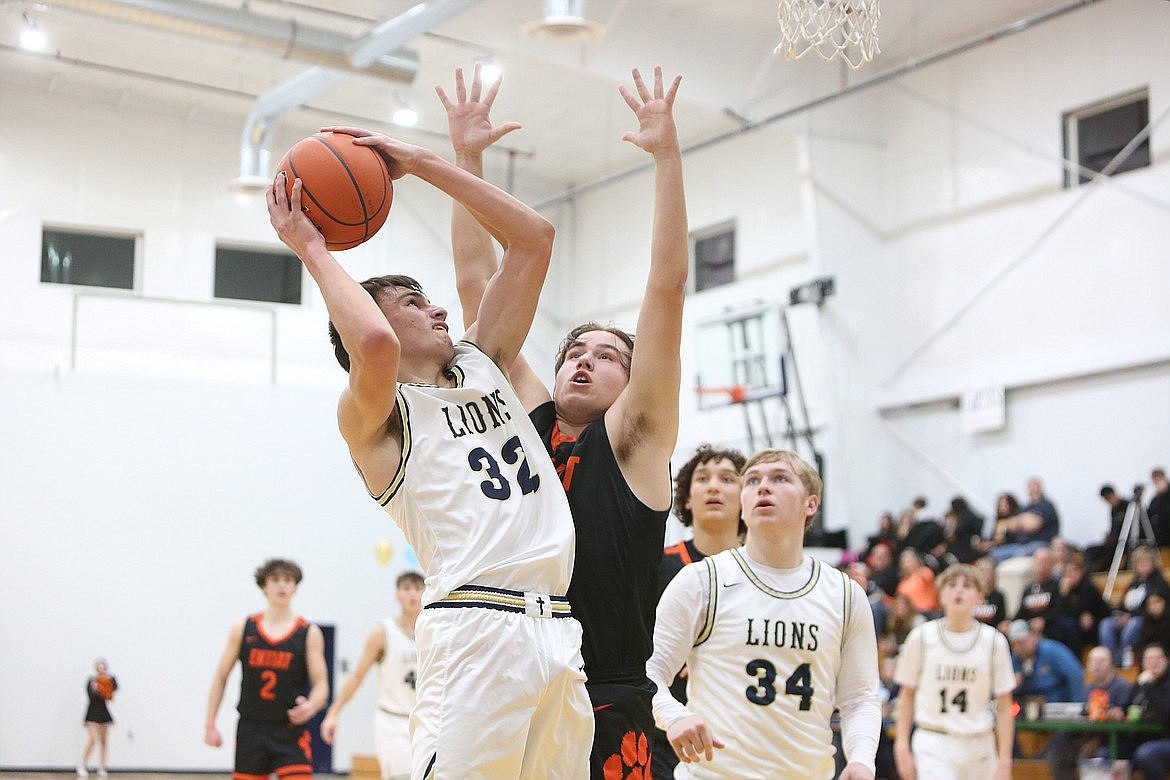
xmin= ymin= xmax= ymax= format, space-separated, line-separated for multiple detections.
xmin=690 ymin=220 xmax=736 ymax=294
xmin=213 ymin=242 xmax=304 ymax=306
xmin=40 ymin=225 xmax=139 ymax=291
xmin=1062 ymin=87 xmax=1151 ymax=188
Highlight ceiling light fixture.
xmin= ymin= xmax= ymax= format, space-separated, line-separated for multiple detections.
xmin=521 ymin=0 xmax=603 ymax=44
xmin=19 ymin=14 xmax=47 ymax=52
xmin=478 ymin=58 xmax=503 ymax=86
xmin=392 ymin=103 xmax=419 ymax=127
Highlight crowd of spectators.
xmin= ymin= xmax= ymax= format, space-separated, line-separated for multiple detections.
xmin=847 ymin=467 xmax=1170 ymax=779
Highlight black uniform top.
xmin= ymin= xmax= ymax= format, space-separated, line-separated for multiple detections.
xmin=531 ymin=401 xmax=667 ymax=684
xmin=84 ymin=676 xmax=117 ymax=724
xmin=237 ymin=613 xmax=310 ymax=722
xmin=659 ymin=538 xmax=705 ymax=597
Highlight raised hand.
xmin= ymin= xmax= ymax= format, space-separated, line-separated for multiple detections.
xmin=436 ymin=63 xmax=521 ymax=158
xmin=320 ymin=125 xmax=428 ymax=180
xmin=267 ymin=172 xmax=326 ymax=256
xmin=618 ymin=66 xmax=682 ymax=156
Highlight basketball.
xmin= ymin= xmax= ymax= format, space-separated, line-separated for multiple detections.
xmin=276 ymin=132 xmax=393 ymax=251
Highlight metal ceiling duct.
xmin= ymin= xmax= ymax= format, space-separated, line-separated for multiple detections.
xmin=237 ymin=0 xmax=485 ymax=188
xmin=39 ymin=0 xmax=420 ymax=83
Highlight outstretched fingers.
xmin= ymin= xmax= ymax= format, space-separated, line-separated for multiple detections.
xmin=618 ymin=83 xmax=640 ymax=114
xmin=663 ymin=73 xmax=681 ymax=106
xmin=631 ymin=66 xmax=651 ymax=103
xmin=619 ymin=66 xmax=682 ymax=110
xmin=482 ymin=71 xmax=503 ymax=107
xmin=319 ymin=125 xmax=372 ymax=138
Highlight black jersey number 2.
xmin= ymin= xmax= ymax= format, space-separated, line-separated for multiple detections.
xmin=468 ymin=436 xmax=540 ymax=500
xmin=746 ymin=659 xmax=814 ymax=711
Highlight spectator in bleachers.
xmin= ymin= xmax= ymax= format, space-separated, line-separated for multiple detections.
xmin=1120 ymin=643 xmax=1170 ymax=780
xmin=973 ymin=556 xmax=1009 ymax=631
xmin=989 ymin=478 xmax=1061 ymax=564
xmin=1148 ymin=468 xmax=1170 ymax=548
xmin=1014 ymin=545 xmax=1061 ymax=637
xmin=1048 ymin=536 xmax=1073 ymax=580
xmin=974 ymin=492 xmax=1016 ymax=558
xmin=845 ymin=560 xmax=891 ymax=639
xmin=868 ymin=541 xmax=900 ymax=600
xmin=879 ymin=593 xmax=924 ymax=659
xmin=944 ymin=496 xmax=985 ymax=564
xmin=1008 ymin=619 xmax=1084 ymax=768
xmin=883 ymin=595 xmax=917 ymax=657
xmin=865 ymin=510 xmax=898 ymax=560
xmin=1084 ymin=485 xmax=1132 ymax=573
xmin=896 ymin=504 xmax=944 ymax=559
xmin=896 ymin=548 xmax=939 ymax=617
xmin=1048 ymin=646 xmax=1133 ymax=775
xmin=1051 ymin=551 xmax=1112 ymax=659
xmin=1138 ymin=585 xmax=1170 ymax=657
xmin=1100 ymin=545 xmax=1168 ymax=667
xmin=1009 ymin=618 xmax=1085 ymax=701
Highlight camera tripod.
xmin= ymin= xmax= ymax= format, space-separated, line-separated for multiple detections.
xmin=1102 ymin=490 xmax=1156 ymax=602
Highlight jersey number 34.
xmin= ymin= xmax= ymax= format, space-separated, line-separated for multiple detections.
xmin=746 ymin=659 xmax=814 ymax=711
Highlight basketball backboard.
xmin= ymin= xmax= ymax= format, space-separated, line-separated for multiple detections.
xmin=695 ymin=302 xmax=788 ymax=409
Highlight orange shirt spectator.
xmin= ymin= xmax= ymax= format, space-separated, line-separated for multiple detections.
xmin=896 ymin=548 xmax=940 ymax=614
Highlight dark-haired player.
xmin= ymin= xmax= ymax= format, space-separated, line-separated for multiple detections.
xmin=441 ymin=64 xmax=688 ymax=777
xmin=267 ymin=118 xmax=591 ymax=778
xmin=204 ymin=558 xmax=328 ymax=780
xmin=652 ymin=444 xmax=746 ymax=779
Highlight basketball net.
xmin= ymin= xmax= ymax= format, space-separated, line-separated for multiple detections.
xmin=775 ymin=0 xmax=880 ymax=70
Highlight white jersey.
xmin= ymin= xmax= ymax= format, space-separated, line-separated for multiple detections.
xmin=649 ymin=548 xmax=882 ymax=780
xmin=372 ymin=342 xmax=576 ymax=603
xmin=377 ymin=618 xmax=416 ymax=717
xmin=894 ymin=619 xmax=1016 ymax=735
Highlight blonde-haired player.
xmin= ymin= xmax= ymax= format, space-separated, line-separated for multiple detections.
xmin=648 ymin=449 xmax=881 ymax=779
xmin=893 ymin=563 xmax=1016 ymax=780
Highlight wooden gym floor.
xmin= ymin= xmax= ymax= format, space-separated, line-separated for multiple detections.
xmin=0 ymin=774 xmax=350 ymax=779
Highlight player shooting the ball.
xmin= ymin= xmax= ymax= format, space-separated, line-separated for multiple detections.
xmin=267 ymin=123 xmax=592 ymax=779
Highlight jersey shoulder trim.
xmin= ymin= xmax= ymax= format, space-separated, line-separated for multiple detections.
xmin=695 ymin=556 xmax=719 ymax=647
xmin=373 ymin=385 xmax=412 ymax=507
xmin=840 ymin=568 xmax=854 ymax=650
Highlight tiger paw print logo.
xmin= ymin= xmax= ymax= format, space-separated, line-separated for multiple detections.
xmin=602 ymin=730 xmax=650 ymax=780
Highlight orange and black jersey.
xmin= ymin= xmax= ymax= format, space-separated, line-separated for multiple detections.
xmin=237 ymin=613 xmax=310 ymax=723
xmin=659 ymin=538 xmax=704 ymax=598
xmin=530 ymin=401 xmax=668 ymax=683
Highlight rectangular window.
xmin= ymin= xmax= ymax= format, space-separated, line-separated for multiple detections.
xmin=692 ymin=222 xmax=735 ymax=293
xmin=41 ymin=228 xmax=136 ymax=289
xmin=214 ymin=245 xmax=303 ymax=305
xmin=1063 ymin=89 xmax=1150 ymax=187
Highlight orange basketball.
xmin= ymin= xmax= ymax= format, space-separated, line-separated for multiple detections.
xmin=276 ymin=132 xmax=393 ymax=251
